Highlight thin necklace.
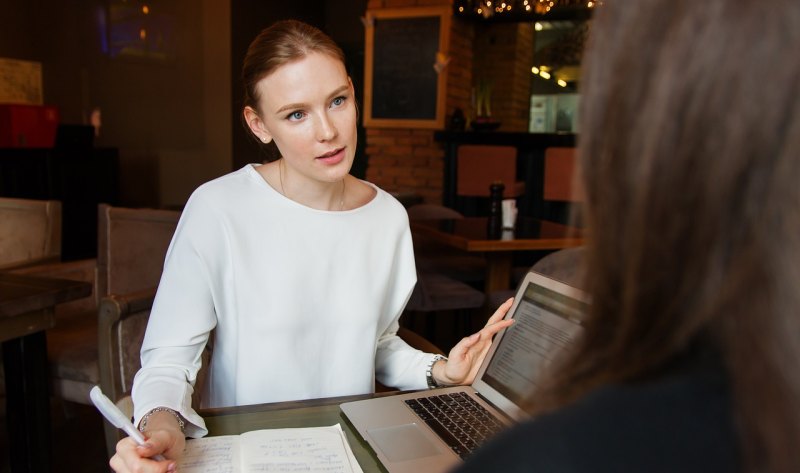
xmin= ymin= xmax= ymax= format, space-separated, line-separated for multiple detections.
xmin=279 ymin=159 xmax=345 ymax=211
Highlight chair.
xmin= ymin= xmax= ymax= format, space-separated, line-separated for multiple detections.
xmin=96 ymin=204 xmax=181 ymax=297
xmin=542 ymin=147 xmax=584 ymax=226
xmin=403 ymin=271 xmax=487 ymax=351
xmin=405 ymin=203 xmax=488 ymax=347
xmin=543 ymin=147 xmax=584 ymax=203
xmin=488 ymin=246 xmax=586 ymax=309
xmin=97 ymin=287 xmax=158 ymax=456
xmin=9 ymin=204 xmax=181 ymax=408
xmin=0 ymin=197 xmax=61 ymax=270
xmin=456 ymin=144 xmax=526 ymax=198
xmin=407 ymin=203 xmax=485 ymax=284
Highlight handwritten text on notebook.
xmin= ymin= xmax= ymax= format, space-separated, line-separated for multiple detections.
xmin=178 ymin=424 xmax=363 ymax=473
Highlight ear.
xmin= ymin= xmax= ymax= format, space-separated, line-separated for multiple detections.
xmin=243 ymin=106 xmax=272 ymax=144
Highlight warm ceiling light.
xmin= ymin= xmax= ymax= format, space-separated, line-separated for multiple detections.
xmin=532 ymin=66 xmax=540 ymax=74
xmin=142 ymin=5 xmax=149 ymax=14
xmin=539 ymin=70 xmax=551 ymax=79
xmin=535 ymin=22 xmax=543 ymax=30
xmin=557 ymin=79 xmax=567 ymax=87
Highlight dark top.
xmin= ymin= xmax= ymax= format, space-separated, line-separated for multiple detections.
xmin=454 ymin=348 xmax=740 ymax=473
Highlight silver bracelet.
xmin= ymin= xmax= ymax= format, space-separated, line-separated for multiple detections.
xmin=138 ymin=407 xmax=185 ymax=433
xmin=426 ymin=354 xmax=448 ymax=389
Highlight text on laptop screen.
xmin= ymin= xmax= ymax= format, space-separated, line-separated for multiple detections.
xmin=482 ymin=281 xmax=587 ymax=406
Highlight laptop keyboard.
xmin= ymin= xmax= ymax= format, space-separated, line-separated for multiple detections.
xmin=404 ymin=392 xmax=505 ymax=459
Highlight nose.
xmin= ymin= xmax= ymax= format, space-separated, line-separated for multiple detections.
xmin=315 ymin=112 xmax=337 ymax=142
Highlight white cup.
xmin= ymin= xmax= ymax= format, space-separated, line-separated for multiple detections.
xmin=501 ymin=199 xmax=517 ymax=229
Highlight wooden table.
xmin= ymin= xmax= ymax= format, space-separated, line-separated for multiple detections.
xmin=201 ymin=393 xmax=398 ymax=473
xmin=410 ymin=217 xmax=583 ymax=294
xmin=0 ymin=272 xmax=92 ymax=473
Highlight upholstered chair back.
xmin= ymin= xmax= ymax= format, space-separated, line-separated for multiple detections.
xmin=97 ymin=288 xmax=157 ymax=456
xmin=96 ymin=204 xmax=180 ymax=297
xmin=0 ymin=197 xmax=61 ymax=269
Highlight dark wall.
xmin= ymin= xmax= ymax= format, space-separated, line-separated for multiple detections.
xmin=230 ymin=0 xmax=368 ymax=178
xmin=0 ymin=0 xmax=221 ymax=208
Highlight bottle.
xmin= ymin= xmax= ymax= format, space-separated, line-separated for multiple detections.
xmin=487 ymin=180 xmax=505 ymax=239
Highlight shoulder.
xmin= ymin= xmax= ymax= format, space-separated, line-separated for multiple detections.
xmin=364 ymin=181 xmax=407 ymax=213
xmin=189 ymin=165 xmax=258 ymax=202
xmin=174 ymin=165 xmax=267 ymax=236
xmin=458 ymin=352 xmax=739 ymax=473
xmin=348 ymin=179 xmax=408 ymax=221
xmin=181 ymin=164 xmax=268 ymax=217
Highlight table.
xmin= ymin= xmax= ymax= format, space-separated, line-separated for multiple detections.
xmin=0 ymin=272 xmax=92 ymax=473
xmin=200 ymin=393 xmax=397 ymax=473
xmin=410 ymin=217 xmax=583 ymax=294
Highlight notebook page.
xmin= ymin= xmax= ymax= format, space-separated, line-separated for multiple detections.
xmin=240 ymin=424 xmax=363 ymax=473
xmin=178 ymin=434 xmax=240 ymax=473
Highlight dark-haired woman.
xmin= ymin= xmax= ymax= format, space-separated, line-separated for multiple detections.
xmin=457 ymin=0 xmax=800 ymax=472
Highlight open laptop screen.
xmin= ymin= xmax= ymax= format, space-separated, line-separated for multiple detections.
xmin=481 ymin=280 xmax=587 ymax=407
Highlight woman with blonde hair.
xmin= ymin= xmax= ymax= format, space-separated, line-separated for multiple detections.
xmin=110 ymin=20 xmax=512 ymax=472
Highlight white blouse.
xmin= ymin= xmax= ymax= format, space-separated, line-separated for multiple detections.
xmin=132 ymin=164 xmax=431 ymax=438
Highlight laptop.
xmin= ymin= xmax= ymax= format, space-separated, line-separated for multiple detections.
xmin=341 ymin=270 xmax=589 ymax=473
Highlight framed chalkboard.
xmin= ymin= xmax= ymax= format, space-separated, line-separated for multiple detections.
xmin=364 ymin=7 xmax=451 ymax=129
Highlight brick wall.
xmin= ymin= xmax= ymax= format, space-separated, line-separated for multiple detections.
xmin=364 ymin=0 xmax=473 ymax=204
xmin=363 ymin=1 xmax=531 ymax=204
xmin=473 ymin=22 xmax=534 ymax=132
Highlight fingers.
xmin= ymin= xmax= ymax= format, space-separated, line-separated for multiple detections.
xmin=447 ymin=332 xmax=478 ymax=359
xmin=110 ymin=436 xmax=176 ymax=473
xmin=485 ymin=297 xmax=514 ymax=326
xmin=481 ymin=317 xmax=514 ymax=337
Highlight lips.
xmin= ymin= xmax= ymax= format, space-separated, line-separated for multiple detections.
xmin=316 ymin=147 xmax=345 ymax=164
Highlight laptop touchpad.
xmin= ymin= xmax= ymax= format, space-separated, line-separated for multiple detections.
xmin=368 ymin=423 xmax=443 ymax=462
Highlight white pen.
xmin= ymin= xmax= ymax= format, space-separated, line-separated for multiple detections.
xmin=89 ymin=385 xmax=167 ymax=462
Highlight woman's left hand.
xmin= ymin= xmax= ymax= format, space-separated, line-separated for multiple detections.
xmin=434 ymin=298 xmax=515 ymax=386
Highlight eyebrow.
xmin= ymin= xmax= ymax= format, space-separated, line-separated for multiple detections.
xmin=274 ymin=85 xmax=350 ymax=115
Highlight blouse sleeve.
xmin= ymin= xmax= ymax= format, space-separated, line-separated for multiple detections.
xmin=373 ymin=206 xmax=436 ymax=391
xmin=131 ymin=190 xmax=225 ymax=438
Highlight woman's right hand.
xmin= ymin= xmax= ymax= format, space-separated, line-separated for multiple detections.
xmin=109 ymin=425 xmax=184 ymax=473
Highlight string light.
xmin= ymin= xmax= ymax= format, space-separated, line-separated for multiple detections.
xmin=454 ymin=0 xmax=599 ymax=20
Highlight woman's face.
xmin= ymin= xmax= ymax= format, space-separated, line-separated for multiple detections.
xmin=253 ymin=52 xmax=357 ymax=186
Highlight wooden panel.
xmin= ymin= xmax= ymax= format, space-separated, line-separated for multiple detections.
xmin=544 ymin=147 xmax=584 ymax=202
xmin=456 ymin=145 xmax=525 ymax=197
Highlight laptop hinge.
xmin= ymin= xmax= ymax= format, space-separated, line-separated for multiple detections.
xmin=475 ymin=392 xmax=516 ymax=423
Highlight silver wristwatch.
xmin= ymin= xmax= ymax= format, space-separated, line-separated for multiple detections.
xmin=426 ymin=354 xmax=448 ymax=389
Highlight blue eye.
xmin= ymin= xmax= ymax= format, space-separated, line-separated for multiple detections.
xmin=331 ymin=96 xmax=346 ymax=108
xmin=287 ymin=111 xmax=305 ymax=121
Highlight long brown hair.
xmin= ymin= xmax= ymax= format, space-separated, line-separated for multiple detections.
xmin=240 ymin=20 xmax=346 ymax=161
xmin=532 ymin=1 xmax=800 ymax=471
